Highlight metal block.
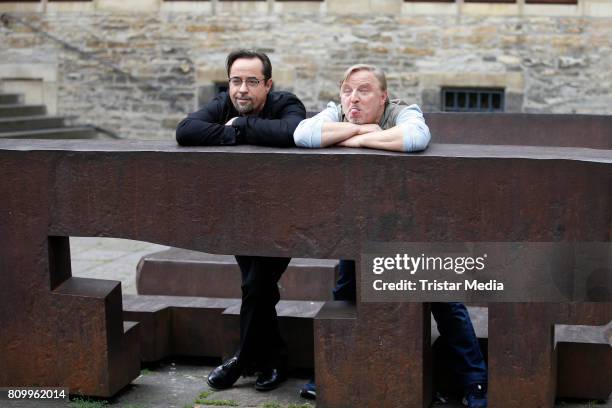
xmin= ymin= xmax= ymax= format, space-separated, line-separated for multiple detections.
xmin=122 ymin=295 xmax=240 ymax=361
xmin=1 ymin=128 xmax=610 ymax=404
xmin=136 ymin=248 xmax=338 ymax=301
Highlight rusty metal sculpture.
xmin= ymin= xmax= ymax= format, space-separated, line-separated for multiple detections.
xmin=0 ymin=112 xmax=610 ymax=405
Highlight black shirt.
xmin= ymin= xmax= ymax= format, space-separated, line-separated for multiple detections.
xmin=176 ymin=91 xmax=306 ymax=147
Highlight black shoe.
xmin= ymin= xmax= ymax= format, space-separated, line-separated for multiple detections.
xmin=207 ymin=357 xmax=243 ymax=390
xmin=299 ymin=377 xmax=316 ymax=400
xmin=254 ymin=367 xmax=287 ymax=391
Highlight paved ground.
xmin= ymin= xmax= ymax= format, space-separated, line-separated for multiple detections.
xmin=70 ymin=237 xmax=169 ymax=295
xmin=10 ymin=237 xmax=605 ymax=408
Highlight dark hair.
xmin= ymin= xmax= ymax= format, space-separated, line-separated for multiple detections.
xmin=226 ymin=49 xmax=272 ymax=80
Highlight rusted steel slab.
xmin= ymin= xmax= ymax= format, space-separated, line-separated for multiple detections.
xmin=426 ymin=112 xmax=612 ymax=149
xmin=122 ymin=295 xmax=241 ymax=362
xmin=1 ymin=139 xmax=611 ymax=404
xmin=136 ymin=248 xmax=338 ymax=301
xmin=556 ymin=323 xmax=612 ymax=400
xmin=488 ymin=303 xmax=612 ymax=407
xmin=1 ymin=140 xmax=609 ymax=258
xmin=316 ymin=301 xmax=434 ymax=408
xmin=122 ymin=295 xmax=609 ymax=401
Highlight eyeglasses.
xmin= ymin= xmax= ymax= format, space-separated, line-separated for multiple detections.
xmin=229 ymin=77 xmax=266 ymax=88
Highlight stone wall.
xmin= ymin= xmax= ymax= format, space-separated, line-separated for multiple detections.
xmin=1 ymin=7 xmax=610 ymax=140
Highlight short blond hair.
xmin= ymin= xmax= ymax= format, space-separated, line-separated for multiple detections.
xmin=340 ymin=64 xmax=388 ymax=92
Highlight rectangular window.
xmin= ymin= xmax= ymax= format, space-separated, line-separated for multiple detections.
xmin=441 ymin=88 xmax=505 ymax=112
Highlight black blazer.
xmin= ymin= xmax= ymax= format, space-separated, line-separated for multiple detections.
xmin=176 ymin=91 xmax=306 ymax=147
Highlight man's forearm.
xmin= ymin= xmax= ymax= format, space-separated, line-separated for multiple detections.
xmin=176 ymin=118 xmax=238 ymax=146
xmin=338 ymin=126 xmax=404 ymax=152
xmin=233 ymin=116 xmax=301 ymax=147
xmin=359 ymin=129 xmax=404 ymax=151
xmin=321 ymin=122 xmax=361 ymax=147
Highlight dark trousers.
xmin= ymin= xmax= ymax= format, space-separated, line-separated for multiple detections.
xmin=234 ymin=255 xmax=290 ymax=369
xmin=333 ymin=260 xmax=487 ymax=387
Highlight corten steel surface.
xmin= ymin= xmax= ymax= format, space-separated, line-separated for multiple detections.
xmin=426 ymin=112 xmax=612 ymax=149
xmin=488 ymin=303 xmax=611 ymax=407
xmin=555 ymin=323 xmax=612 ymax=400
xmin=1 ymin=138 xmax=611 ymax=406
xmin=136 ymin=248 xmax=338 ymax=300
xmin=122 ymin=295 xmax=241 ymax=362
xmin=125 ymin=294 xmax=611 ymax=400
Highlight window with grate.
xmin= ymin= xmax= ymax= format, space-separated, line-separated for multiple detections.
xmin=441 ymin=88 xmax=505 ymax=112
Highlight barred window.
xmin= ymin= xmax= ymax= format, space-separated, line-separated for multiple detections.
xmin=441 ymin=88 xmax=505 ymax=112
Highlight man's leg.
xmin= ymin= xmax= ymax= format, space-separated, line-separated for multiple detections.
xmin=236 ymin=255 xmax=290 ymax=369
xmin=332 ymin=260 xmax=357 ymax=301
xmin=431 ymin=302 xmax=487 ymax=407
xmin=208 ymin=255 xmax=289 ymax=390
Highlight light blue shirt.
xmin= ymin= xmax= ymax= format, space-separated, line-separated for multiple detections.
xmin=294 ymin=102 xmax=431 ymax=152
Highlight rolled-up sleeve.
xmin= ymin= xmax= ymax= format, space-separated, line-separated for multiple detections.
xmin=397 ymin=104 xmax=431 ymax=152
xmin=293 ymin=102 xmax=339 ymax=148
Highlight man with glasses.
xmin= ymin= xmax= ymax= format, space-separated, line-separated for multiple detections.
xmin=293 ymin=64 xmax=487 ymax=408
xmin=176 ymin=49 xmax=306 ymax=392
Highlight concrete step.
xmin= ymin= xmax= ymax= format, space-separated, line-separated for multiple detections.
xmin=0 ymin=115 xmax=66 ymax=132
xmin=136 ymin=248 xmax=339 ymax=301
xmin=0 ymin=126 xmax=97 ymax=139
xmin=0 ymin=93 xmax=23 ymax=104
xmin=0 ymin=104 xmax=46 ymax=117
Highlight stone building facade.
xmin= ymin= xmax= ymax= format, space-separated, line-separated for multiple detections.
xmin=1 ymin=0 xmax=610 ymax=140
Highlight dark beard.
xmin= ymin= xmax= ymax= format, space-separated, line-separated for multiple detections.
xmin=232 ymin=100 xmax=254 ymax=115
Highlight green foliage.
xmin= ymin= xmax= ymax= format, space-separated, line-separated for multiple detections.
xmin=68 ymin=398 xmax=108 ymax=408
xmin=198 ymin=390 xmax=214 ymax=399
xmin=199 ymin=400 xmax=239 ymax=406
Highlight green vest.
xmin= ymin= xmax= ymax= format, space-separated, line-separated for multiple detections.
xmin=335 ymin=99 xmax=408 ymax=130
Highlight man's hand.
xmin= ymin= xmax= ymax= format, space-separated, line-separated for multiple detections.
xmin=337 ymin=134 xmax=365 ymax=148
xmin=336 ymin=125 xmax=381 ymax=147
xmin=357 ymin=124 xmax=382 ymax=134
xmin=225 ymin=117 xmax=239 ymax=126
